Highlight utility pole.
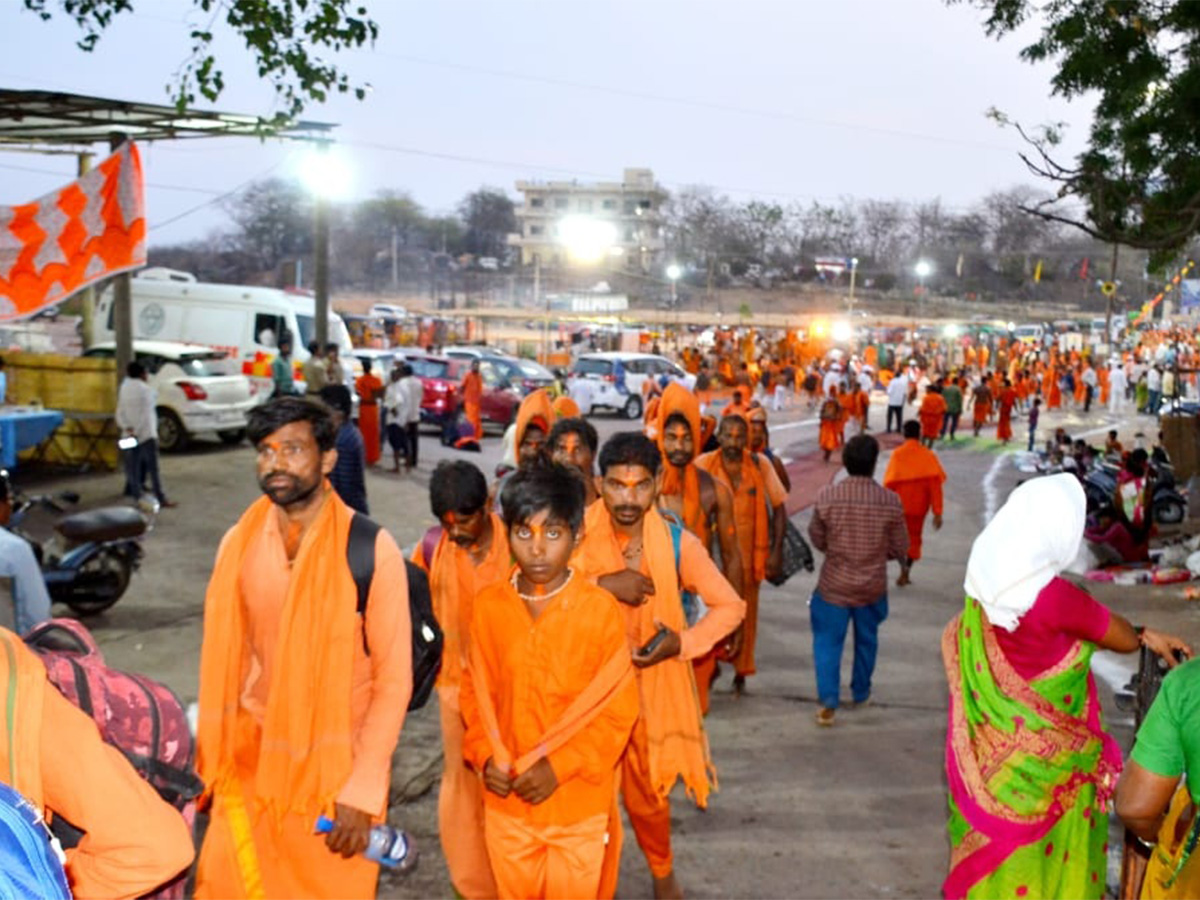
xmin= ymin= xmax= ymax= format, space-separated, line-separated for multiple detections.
xmin=390 ymin=225 xmax=399 ymax=290
xmin=76 ymin=151 xmax=95 ymax=348
xmin=313 ymin=140 xmax=331 ymax=348
xmin=1106 ymin=242 xmax=1119 ymax=357
xmin=108 ymin=134 xmax=133 ymax=388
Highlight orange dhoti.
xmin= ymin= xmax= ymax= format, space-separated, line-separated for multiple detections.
xmin=485 ymin=809 xmax=609 ymax=900
xmin=197 ymin=781 xmax=380 ymax=899
xmin=464 ymin=402 xmax=483 ymax=441
xmin=904 ymin=512 xmax=926 ymax=562
xmin=692 ymin=650 xmax=718 ymax=714
xmin=619 ymin=715 xmax=674 ymax=879
xmin=359 ymin=402 xmax=381 ymax=465
xmin=439 ymin=695 xmax=497 ymax=899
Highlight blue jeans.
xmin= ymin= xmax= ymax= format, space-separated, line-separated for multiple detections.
xmin=809 ymin=591 xmax=888 ymax=709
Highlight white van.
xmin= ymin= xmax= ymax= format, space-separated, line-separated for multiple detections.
xmin=93 ymin=269 xmax=356 ymax=395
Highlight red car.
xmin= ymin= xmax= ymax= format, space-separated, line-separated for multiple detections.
xmin=407 ymin=354 xmax=520 ymax=431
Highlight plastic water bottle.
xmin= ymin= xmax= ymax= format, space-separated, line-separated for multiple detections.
xmin=313 ymin=815 xmax=418 ymax=873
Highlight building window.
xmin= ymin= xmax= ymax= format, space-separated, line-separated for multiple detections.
xmin=530 ymin=225 xmax=544 ymax=236
xmin=624 ymin=227 xmax=636 ymax=242
xmin=623 ymin=200 xmax=636 ymax=214
xmin=639 ymin=199 xmax=653 ymax=211
xmin=555 ymin=197 xmax=569 ymax=209
xmin=578 ymin=199 xmax=593 ymax=213
xmin=530 ymin=197 xmax=544 ymax=208
xmin=602 ymin=199 xmax=617 ymax=210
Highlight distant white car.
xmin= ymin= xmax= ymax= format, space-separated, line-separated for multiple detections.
xmin=567 ymin=352 xmax=696 ymax=419
xmin=84 ymin=340 xmax=259 ymax=451
xmin=369 ymin=303 xmax=408 ymax=320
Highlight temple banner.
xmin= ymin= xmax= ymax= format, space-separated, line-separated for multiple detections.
xmin=0 ymin=142 xmax=146 ymax=322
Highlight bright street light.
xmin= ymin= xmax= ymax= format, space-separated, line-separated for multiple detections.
xmin=914 ymin=260 xmax=933 ymax=280
xmin=296 ymin=145 xmax=353 ymax=200
xmin=666 ymin=264 xmax=682 ymax=281
xmin=831 ymin=321 xmax=852 ymax=342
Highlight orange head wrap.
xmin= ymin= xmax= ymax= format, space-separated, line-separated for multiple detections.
xmin=552 ymin=395 xmax=580 ymax=419
xmin=514 ymin=388 xmax=554 ymax=452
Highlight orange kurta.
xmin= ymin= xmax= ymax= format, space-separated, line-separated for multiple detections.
xmin=882 ymin=439 xmax=945 ymax=561
xmin=196 ymin=490 xmax=412 ymax=899
xmin=819 ymin=392 xmax=842 ymax=452
xmin=694 ymin=450 xmax=785 ymax=678
xmin=355 ymin=373 xmax=383 ymax=466
xmin=918 ymin=392 xmax=947 ymax=440
xmin=461 ymin=370 xmax=484 ymax=440
xmin=414 ymin=515 xmax=510 ymax=900
xmin=460 ymin=576 xmax=639 ymax=900
xmin=0 ymin=629 xmax=195 ymax=900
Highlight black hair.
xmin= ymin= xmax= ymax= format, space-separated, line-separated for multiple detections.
xmin=663 ymin=411 xmax=692 ymax=433
xmin=246 ymin=396 xmax=337 ymax=451
xmin=902 ymin=419 xmax=921 ymax=439
xmin=597 ymin=431 xmax=661 ymax=477
xmin=324 ymin=342 xmax=340 ymax=355
xmin=126 ymin=361 xmax=146 ymax=379
xmin=501 ymin=463 xmax=586 ymax=533
xmin=718 ymin=414 xmax=747 ymax=435
xmin=547 ymin=417 xmax=598 ymax=455
xmin=401 ymin=363 xmax=413 ymax=377
xmin=318 ymin=384 xmax=353 ymax=417
xmin=430 ymin=460 xmax=489 ymax=518
xmin=362 ymin=357 xmax=373 ymax=373
xmin=307 ymin=341 xmax=320 ymax=355
xmin=843 ymin=434 xmax=880 ymax=477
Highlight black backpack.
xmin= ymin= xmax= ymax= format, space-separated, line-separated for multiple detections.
xmin=347 ymin=514 xmax=443 ymax=711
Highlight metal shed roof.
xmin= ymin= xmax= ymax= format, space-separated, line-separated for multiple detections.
xmin=0 ymin=89 xmax=335 ymax=147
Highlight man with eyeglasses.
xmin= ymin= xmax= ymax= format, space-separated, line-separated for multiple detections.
xmin=195 ymin=396 xmax=412 ymax=899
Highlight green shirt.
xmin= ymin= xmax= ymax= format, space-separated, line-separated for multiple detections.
xmin=943 ymin=384 xmax=963 ymax=415
xmin=1130 ymin=657 xmax=1200 ymax=802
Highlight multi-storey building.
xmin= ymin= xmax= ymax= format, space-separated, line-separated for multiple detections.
xmin=509 ymin=168 xmax=667 ymax=271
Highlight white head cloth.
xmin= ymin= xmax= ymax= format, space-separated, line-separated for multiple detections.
xmin=963 ymin=473 xmax=1086 ymax=632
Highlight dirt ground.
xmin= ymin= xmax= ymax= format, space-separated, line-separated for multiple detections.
xmin=10 ymin=397 xmax=1199 ymax=899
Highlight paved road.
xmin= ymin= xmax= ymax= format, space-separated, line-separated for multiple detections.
xmin=11 ymin=393 xmax=1191 ymax=899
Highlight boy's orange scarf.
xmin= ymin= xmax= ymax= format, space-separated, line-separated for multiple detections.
xmin=0 ymin=629 xmax=46 ymax=808
xmin=577 ymin=504 xmax=716 ymax=807
xmin=197 ymin=488 xmax=357 ymax=820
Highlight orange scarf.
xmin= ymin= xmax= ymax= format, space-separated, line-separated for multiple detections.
xmin=515 ymin=389 xmax=554 ymax=450
xmin=577 ymin=504 xmax=716 ymax=807
xmin=883 ymin=439 xmax=947 ymax=488
xmin=0 ymin=629 xmax=46 ymax=808
xmin=470 ymin=577 xmax=634 ymax=776
xmin=696 ymin=450 xmax=771 ymax=582
xmin=428 ymin=513 xmax=508 ymax=701
xmin=197 ymin=489 xmax=357 ymax=820
xmin=655 ymin=383 xmax=704 ymax=535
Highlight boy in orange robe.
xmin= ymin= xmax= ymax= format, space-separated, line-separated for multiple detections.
xmin=412 ymin=461 xmax=509 ymax=899
xmin=0 ymin=628 xmax=195 ymax=899
xmin=917 ymin=384 xmax=947 ymax=448
xmin=576 ymin=433 xmax=747 ymax=899
xmin=460 ymin=465 xmax=639 ymax=900
xmin=882 ymin=420 xmax=945 ymax=586
xmin=354 ymin=358 xmax=384 ymax=466
xmin=654 ymin=384 xmax=745 ymax=714
xmin=196 ymin=398 xmax=412 ymax=900
xmin=460 ymin=359 xmax=484 ymax=441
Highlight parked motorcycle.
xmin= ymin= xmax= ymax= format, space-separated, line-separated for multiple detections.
xmin=1083 ymin=461 xmax=1186 ymax=526
xmin=9 ymin=488 xmax=156 ymax=616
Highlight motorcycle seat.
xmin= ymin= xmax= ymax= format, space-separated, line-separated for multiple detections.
xmin=55 ymin=507 xmax=146 ymax=542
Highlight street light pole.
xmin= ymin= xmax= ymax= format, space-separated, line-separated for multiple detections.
xmin=535 ymin=255 xmax=546 ymax=363
xmin=848 ymin=257 xmax=858 ymax=316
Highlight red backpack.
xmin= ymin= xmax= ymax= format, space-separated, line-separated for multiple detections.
xmin=24 ymin=618 xmax=203 ymax=898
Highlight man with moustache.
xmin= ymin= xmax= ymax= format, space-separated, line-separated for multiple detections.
xmin=411 ymin=461 xmax=507 ymax=899
xmin=195 ymin=397 xmax=412 ymax=899
xmin=695 ymin=414 xmax=786 ymax=696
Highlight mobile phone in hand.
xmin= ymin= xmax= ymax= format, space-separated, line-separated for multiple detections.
xmin=638 ymin=627 xmax=670 ymax=657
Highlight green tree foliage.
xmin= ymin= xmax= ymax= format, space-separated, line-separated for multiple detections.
xmin=21 ymin=0 xmax=378 ymax=120
xmin=458 ymin=188 xmax=517 ymax=259
xmin=958 ymin=0 xmax=1200 ymax=260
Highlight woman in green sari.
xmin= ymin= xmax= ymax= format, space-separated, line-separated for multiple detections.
xmin=943 ymin=474 xmax=1190 ymax=899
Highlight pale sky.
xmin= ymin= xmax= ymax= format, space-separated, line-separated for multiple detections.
xmin=0 ymin=0 xmax=1093 ymax=245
